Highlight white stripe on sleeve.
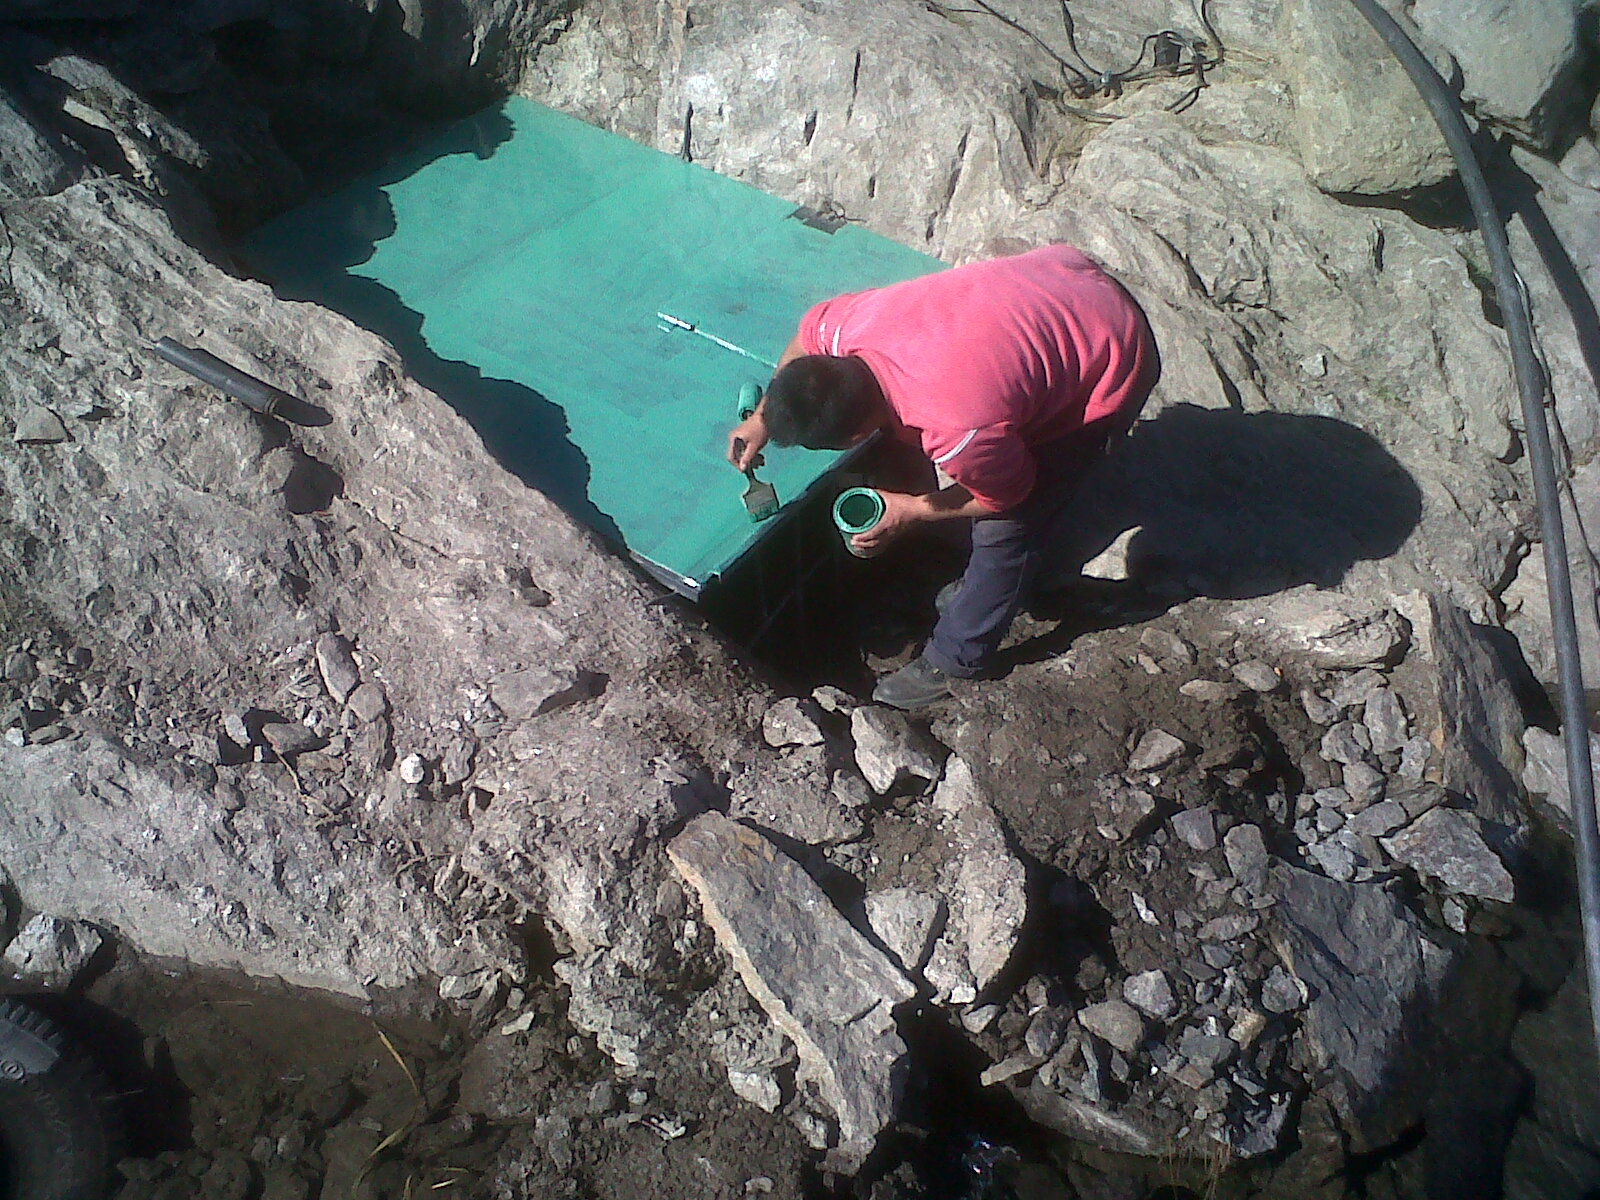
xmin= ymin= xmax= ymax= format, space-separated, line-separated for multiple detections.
xmin=931 ymin=428 xmax=979 ymax=465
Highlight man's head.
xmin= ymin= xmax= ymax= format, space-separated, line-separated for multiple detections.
xmin=763 ymin=355 xmax=886 ymax=450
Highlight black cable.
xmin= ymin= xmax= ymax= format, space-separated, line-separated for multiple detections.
xmin=1341 ymin=0 xmax=1600 ymax=1048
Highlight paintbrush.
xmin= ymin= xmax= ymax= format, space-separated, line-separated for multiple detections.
xmin=732 ymin=437 xmax=780 ymax=522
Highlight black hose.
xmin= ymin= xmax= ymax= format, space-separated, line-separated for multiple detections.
xmin=1341 ymin=0 xmax=1600 ymax=1045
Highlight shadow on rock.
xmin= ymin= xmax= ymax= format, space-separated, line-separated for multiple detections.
xmin=1003 ymin=404 xmax=1424 ymax=668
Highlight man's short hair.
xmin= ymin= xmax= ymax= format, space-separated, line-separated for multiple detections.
xmin=763 ymin=355 xmax=875 ymax=449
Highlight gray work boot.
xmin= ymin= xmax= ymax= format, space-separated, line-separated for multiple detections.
xmin=872 ymin=655 xmax=953 ymax=710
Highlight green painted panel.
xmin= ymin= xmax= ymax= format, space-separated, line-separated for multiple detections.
xmin=243 ymin=97 xmax=942 ymax=592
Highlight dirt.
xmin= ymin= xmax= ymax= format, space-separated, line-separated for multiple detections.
xmin=30 ymin=949 xmax=814 ymax=1200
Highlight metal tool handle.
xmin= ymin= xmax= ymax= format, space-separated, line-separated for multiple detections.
xmin=152 ymin=338 xmax=292 ymax=417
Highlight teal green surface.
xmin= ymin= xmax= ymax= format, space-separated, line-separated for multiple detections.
xmin=243 ymin=97 xmax=943 ymax=591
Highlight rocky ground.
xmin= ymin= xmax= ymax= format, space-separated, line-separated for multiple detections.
xmin=3 ymin=0 xmax=1600 ymax=1198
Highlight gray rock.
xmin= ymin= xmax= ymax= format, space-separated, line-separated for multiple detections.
xmin=1176 ymin=1026 xmax=1237 ymax=1080
xmin=849 ymin=706 xmax=940 ymax=794
xmin=1170 ymin=806 xmax=1218 ymax=852
xmin=1078 ymin=999 xmax=1146 ymax=1055
xmin=399 ymin=753 xmax=428 ymax=785
xmin=667 ymin=812 xmax=914 ymax=1171
xmin=1342 ymin=761 xmax=1387 ymax=808
xmin=314 ymin=633 xmax=360 ymax=703
xmin=1179 ymin=678 xmax=1241 ymax=703
xmin=730 ymin=744 xmax=866 ymax=846
xmin=1024 ymin=1006 xmax=1072 ymax=1060
xmin=1226 ymin=1092 xmax=1293 ymax=1158
xmin=489 ymin=666 xmax=592 ymax=720
xmin=1198 ymin=913 xmax=1259 ymax=942
xmin=2 ymin=912 xmax=103 ymax=989
xmin=979 ymin=1054 xmax=1041 ymax=1087
xmin=761 ymin=696 xmax=826 ymax=747
xmin=1260 ymin=965 xmax=1309 ymax=1014
xmin=3 ymin=652 xmax=37 ymax=684
xmin=1128 ymin=729 xmax=1187 ymax=773
xmin=1124 ymin=969 xmax=1178 ymax=1022
xmin=922 ymin=758 xmax=1028 ymax=1004
xmin=1321 ymin=722 xmax=1372 ymax=767
xmin=0 ymin=91 xmax=81 ymax=201
xmin=1092 ymin=779 xmax=1159 ymax=842
xmin=1381 ymin=807 xmax=1515 ymax=902
xmin=1230 ymin=659 xmax=1281 ymax=693
xmin=1307 ymin=834 xmax=1360 ymax=882
xmin=1273 ymin=866 xmax=1449 ymax=1141
xmin=1225 ymin=589 xmax=1406 ymax=669
xmin=260 ymin=721 xmax=325 ymax=757
xmin=346 ymin=683 xmax=388 ymax=723
xmin=1522 ymin=725 xmax=1600 ymax=830
xmin=1412 ymin=0 xmax=1589 ymax=148
xmin=863 ymin=887 xmax=942 ymax=974
xmin=1363 ymin=688 xmax=1411 ymax=756
xmin=1300 ymin=688 xmax=1340 ymax=726
xmin=1346 ymin=799 xmax=1408 ymax=839
xmin=1330 ymin=668 xmax=1388 ymax=712
xmin=1223 ymin=824 xmax=1270 ymax=891
xmin=1280 ymin=0 xmax=1454 ymax=195
xmin=13 ymin=406 xmax=69 ymax=444
xmin=441 ymin=739 xmax=476 ymax=787
xmin=1139 ymin=627 xmax=1194 ymax=665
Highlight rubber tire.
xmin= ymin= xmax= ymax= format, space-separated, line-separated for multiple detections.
xmin=0 ymin=998 xmax=122 ymax=1200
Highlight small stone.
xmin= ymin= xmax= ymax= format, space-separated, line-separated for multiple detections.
xmin=13 ymin=406 xmax=69 ymax=444
xmin=850 ymin=706 xmax=940 ymax=793
xmin=438 ymin=968 xmax=494 ymax=1000
xmin=1092 ymin=778 xmax=1159 ymax=842
xmin=1201 ymin=944 xmax=1234 ymax=969
xmin=1397 ymin=736 xmax=1433 ymax=781
xmin=1078 ymin=999 xmax=1146 ymax=1054
xmin=728 ymin=1068 xmax=783 ymax=1112
xmin=1330 ymin=669 xmax=1386 ymax=712
xmin=260 ymin=721 xmax=325 ymax=756
xmin=1170 ymin=806 xmax=1218 ymax=852
xmin=1124 ymin=970 xmax=1178 ymax=1021
xmin=1231 ymin=660 xmax=1281 ymax=693
xmin=1024 ymin=1007 xmax=1072 ymax=1059
xmin=979 ymin=1054 xmax=1041 ymax=1087
xmin=441 ymin=739 xmax=476 ymax=787
xmin=1128 ymin=729 xmax=1187 ymax=773
xmin=863 ymin=887 xmax=942 ymax=973
xmin=1320 ymin=722 xmax=1370 ymax=767
xmin=1347 ymin=799 xmax=1407 ymax=838
xmin=346 ymin=683 xmax=388 ymax=723
xmin=1300 ymin=689 xmax=1340 ymax=726
xmin=1229 ymin=1009 xmax=1267 ymax=1050
xmin=28 ymin=723 xmax=70 ymax=745
xmin=810 ymin=685 xmax=855 ymax=713
xmin=3 ymin=914 xmax=103 ymax=989
xmin=3 ymin=727 xmax=25 ymax=748
xmin=762 ymin=697 xmax=826 ymax=747
xmin=1179 ymin=679 xmax=1240 ymax=703
xmin=399 ymin=753 xmax=428 ymax=785
xmin=1341 ymin=761 xmax=1386 ymax=807
xmin=961 ymin=1005 xmax=1001 ymax=1034
xmin=1307 ymin=835 xmax=1359 ymax=882
xmin=1363 ymin=688 xmax=1410 ymax=755
xmin=314 ymin=633 xmax=360 ymax=702
xmin=3 ymin=652 xmax=37 ymax=684
xmin=1177 ymin=1026 xmax=1237 ymax=1076
xmin=489 ymin=666 xmax=593 ymax=720
xmin=1198 ymin=913 xmax=1258 ymax=941
xmin=1260 ymin=965 xmax=1307 ymax=1014
xmin=1139 ymin=628 xmax=1195 ymax=665
xmin=1223 ymin=824 xmax=1269 ymax=890
xmin=1381 ymin=808 xmax=1515 ymax=902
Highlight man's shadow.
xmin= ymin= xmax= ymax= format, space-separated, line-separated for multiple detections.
xmin=239 ymin=105 xmax=625 ymax=548
xmin=1000 ymin=403 xmax=1425 ymax=667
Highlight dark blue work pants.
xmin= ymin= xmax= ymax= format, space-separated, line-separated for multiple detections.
xmin=922 ymin=424 xmax=1116 ymax=678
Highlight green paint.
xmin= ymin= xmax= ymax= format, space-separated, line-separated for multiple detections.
xmin=832 ymin=488 xmax=886 ymax=534
xmin=243 ymin=97 xmax=942 ymax=593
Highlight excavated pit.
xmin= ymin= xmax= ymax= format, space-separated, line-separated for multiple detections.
xmin=5 ymin=3 xmax=1600 ymax=1200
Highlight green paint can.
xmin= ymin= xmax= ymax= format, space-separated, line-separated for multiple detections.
xmin=832 ymin=487 xmax=887 ymax=558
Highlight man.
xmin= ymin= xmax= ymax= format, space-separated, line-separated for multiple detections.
xmin=727 ymin=244 xmax=1158 ymax=709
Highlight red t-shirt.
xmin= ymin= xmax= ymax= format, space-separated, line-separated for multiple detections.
xmin=798 ymin=244 xmax=1153 ymax=511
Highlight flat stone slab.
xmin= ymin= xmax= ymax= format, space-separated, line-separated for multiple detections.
xmin=667 ymin=811 xmax=914 ymax=1170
